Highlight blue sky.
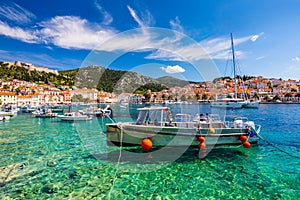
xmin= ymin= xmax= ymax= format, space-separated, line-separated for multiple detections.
xmin=0 ymin=0 xmax=300 ymax=81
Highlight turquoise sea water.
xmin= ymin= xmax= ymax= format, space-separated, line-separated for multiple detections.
xmin=0 ymin=104 xmax=299 ymax=199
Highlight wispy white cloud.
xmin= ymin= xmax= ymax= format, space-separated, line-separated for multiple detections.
xmin=161 ymin=65 xmax=185 ymax=74
xmin=256 ymin=56 xmax=265 ymax=60
xmin=127 ymin=5 xmax=145 ymax=28
xmin=94 ymin=0 xmax=113 ymax=25
xmin=170 ymin=16 xmax=184 ymax=33
xmin=127 ymin=5 xmax=154 ymax=28
xmin=0 ymin=1 xmax=36 ymax=24
xmin=0 ymin=21 xmax=38 ymax=43
xmin=0 ymin=5 xmax=260 ymax=64
xmin=146 ymin=34 xmax=255 ymax=61
xmin=292 ymin=56 xmax=300 ymax=61
xmin=38 ymin=16 xmax=116 ymax=49
xmin=251 ymin=32 xmax=264 ymax=42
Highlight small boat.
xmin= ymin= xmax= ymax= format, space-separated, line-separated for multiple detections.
xmin=0 ymin=110 xmax=16 ymax=117
xmin=210 ymin=96 xmax=244 ymax=109
xmin=79 ymin=105 xmax=112 ymax=118
xmin=21 ymin=105 xmax=38 ymax=113
xmin=32 ymin=109 xmax=58 ymax=118
xmin=0 ymin=115 xmax=10 ymax=121
xmin=50 ymin=105 xmax=64 ymax=113
xmin=0 ymin=104 xmax=18 ymax=116
xmin=106 ymin=107 xmax=261 ymax=149
xmin=57 ymin=112 xmax=92 ymax=121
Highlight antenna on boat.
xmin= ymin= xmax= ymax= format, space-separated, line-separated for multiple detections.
xmin=230 ymin=33 xmax=237 ymax=99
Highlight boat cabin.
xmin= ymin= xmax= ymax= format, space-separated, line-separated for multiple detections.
xmin=134 ymin=107 xmax=172 ymax=126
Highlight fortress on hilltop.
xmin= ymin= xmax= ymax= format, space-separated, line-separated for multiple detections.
xmin=3 ymin=61 xmax=59 ymax=75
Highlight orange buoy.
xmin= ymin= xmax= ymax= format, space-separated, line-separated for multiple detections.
xmin=141 ymin=138 xmax=152 ymax=150
xmin=243 ymin=141 xmax=251 ymax=148
xmin=197 ymin=136 xmax=205 ymax=143
xmin=240 ymin=135 xmax=248 ymax=143
xmin=198 ymin=142 xmax=206 ymax=149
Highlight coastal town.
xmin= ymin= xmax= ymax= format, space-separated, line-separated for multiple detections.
xmin=0 ymin=61 xmax=300 ymax=106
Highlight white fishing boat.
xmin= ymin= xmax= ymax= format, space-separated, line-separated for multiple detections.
xmin=32 ymin=109 xmax=58 ymax=118
xmin=106 ymin=107 xmax=261 ymax=149
xmin=57 ymin=112 xmax=92 ymax=121
xmin=79 ymin=105 xmax=112 ymax=118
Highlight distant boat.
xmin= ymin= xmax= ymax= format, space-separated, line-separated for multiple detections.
xmin=106 ymin=107 xmax=261 ymax=149
xmin=32 ymin=109 xmax=58 ymax=118
xmin=242 ymin=99 xmax=260 ymax=108
xmin=210 ymin=95 xmax=244 ymax=109
xmin=50 ymin=105 xmax=64 ymax=113
xmin=79 ymin=105 xmax=112 ymax=118
xmin=211 ymin=33 xmax=260 ymax=109
xmin=57 ymin=112 xmax=92 ymax=121
xmin=0 ymin=115 xmax=10 ymax=121
xmin=21 ymin=105 xmax=38 ymax=113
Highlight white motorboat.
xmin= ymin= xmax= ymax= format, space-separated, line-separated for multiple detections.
xmin=106 ymin=107 xmax=261 ymax=149
xmin=79 ymin=105 xmax=112 ymax=118
xmin=32 ymin=109 xmax=58 ymax=118
xmin=57 ymin=112 xmax=92 ymax=121
xmin=210 ymin=97 xmax=244 ymax=109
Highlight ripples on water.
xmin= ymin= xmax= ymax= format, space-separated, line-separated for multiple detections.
xmin=0 ymin=104 xmax=299 ymax=199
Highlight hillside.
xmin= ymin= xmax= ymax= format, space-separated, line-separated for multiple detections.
xmin=156 ymin=76 xmax=193 ymax=87
xmin=62 ymin=65 xmax=160 ymax=93
xmin=0 ymin=61 xmax=73 ymax=86
xmin=0 ymin=62 xmax=165 ymax=93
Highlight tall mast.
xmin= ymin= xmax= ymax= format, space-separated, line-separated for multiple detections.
xmin=230 ymin=33 xmax=237 ymax=99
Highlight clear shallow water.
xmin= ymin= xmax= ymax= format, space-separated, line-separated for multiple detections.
xmin=0 ymin=104 xmax=299 ymax=199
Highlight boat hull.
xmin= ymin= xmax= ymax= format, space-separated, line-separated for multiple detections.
xmin=34 ymin=113 xmax=58 ymax=118
xmin=106 ymin=123 xmax=258 ymax=147
xmin=242 ymin=101 xmax=260 ymax=108
xmin=58 ymin=116 xmax=92 ymax=121
xmin=210 ymin=101 xmax=243 ymax=109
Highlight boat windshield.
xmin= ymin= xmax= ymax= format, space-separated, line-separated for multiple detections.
xmin=135 ymin=108 xmax=171 ymax=126
xmin=174 ymin=114 xmax=192 ymax=123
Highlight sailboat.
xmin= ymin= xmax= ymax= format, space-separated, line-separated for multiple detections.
xmin=210 ymin=33 xmax=259 ymax=109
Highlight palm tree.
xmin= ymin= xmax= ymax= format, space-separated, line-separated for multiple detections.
xmin=263 ymin=95 xmax=271 ymax=102
xmin=252 ymin=93 xmax=260 ymax=100
xmin=201 ymin=93 xmax=207 ymax=100
xmin=273 ymin=94 xmax=281 ymax=102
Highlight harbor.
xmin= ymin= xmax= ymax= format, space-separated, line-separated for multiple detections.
xmin=0 ymin=103 xmax=299 ymax=199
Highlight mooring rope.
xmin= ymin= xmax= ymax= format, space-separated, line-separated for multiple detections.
xmin=256 ymin=133 xmax=300 ymax=159
xmin=107 ymin=122 xmax=124 ymax=199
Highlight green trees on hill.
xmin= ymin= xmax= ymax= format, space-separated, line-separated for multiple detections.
xmin=0 ymin=63 xmax=74 ymax=87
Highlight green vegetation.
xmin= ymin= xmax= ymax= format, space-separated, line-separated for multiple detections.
xmin=213 ymin=75 xmax=256 ymax=83
xmin=134 ymin=83 xmax=168 ymax=94
xmin=134 ymin=83 xmax=168 ymax=101
xmin=60 ymin=66 xmax=155 ymax=93
xmin=156 ymin=76 xmax=190 ymax=87
xmin=0 ymin=63 xmax=74 ymax=87
xmin=60 ymin=66 xmax=127 ymax=92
